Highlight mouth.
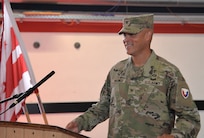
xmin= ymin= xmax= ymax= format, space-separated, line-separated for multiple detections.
xmin=125 ymin=43 xmax=133 ymax=49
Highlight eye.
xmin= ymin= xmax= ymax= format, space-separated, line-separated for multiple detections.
xmin=123 ymin=33 xmax=137 ymax=40
xmin=123 ymin=33 xmax=136 ymax=37
xmin=130 ymin=33 xmax=137 ymax=37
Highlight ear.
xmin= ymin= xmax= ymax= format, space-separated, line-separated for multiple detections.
xmin=145 ymin=29 xmax=153 ymax=41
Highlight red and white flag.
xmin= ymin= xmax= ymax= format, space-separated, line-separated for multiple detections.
xmin=0 ymin=0 xmax=33 ymax=121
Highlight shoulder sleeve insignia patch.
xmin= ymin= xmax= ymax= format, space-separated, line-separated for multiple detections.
xmin=181 ymin=88 xmax=189 ymax=99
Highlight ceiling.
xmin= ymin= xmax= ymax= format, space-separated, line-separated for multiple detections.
xmin=2 ymin=0 xmax=204 ymax=24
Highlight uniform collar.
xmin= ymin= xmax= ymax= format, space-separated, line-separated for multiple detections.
xmin=128 ymin=50 xmax=157 ymax=77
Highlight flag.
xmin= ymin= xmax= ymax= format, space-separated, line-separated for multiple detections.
xmin=0 ymin=0 xmax=33 ymax=121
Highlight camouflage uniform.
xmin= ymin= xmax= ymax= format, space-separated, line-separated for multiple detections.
xmin=74 ymin=50 xmax=200 ymax=138
xmin=73 ymin=14 xmax=200 ymax=137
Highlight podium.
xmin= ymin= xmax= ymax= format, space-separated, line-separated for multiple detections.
xmin=0 ymin=121 xmax=89 ymax=138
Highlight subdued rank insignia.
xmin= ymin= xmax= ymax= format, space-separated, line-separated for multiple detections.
xmin=181 ymin=88 xmax=189 ymax=99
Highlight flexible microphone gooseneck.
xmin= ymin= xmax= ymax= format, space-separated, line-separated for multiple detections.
xmin=9 ymin=70 xmax=55 ymax=109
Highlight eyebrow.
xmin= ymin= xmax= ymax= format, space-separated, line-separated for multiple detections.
xmin=123 ymin=33 xmax=137 ymax=36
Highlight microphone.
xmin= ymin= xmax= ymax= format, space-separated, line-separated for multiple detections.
xmin=9 ymin=71 xmax=55 ymax=109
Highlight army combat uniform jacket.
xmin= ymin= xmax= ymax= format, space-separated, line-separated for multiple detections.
xmin=75 ymin=50 xmax=200 ymax=138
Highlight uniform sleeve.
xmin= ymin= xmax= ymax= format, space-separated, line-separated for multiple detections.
xmin=169 ymin=70 xmax=201 ymax=138
xmin=75 ymin=73 xmax=111 ymax=131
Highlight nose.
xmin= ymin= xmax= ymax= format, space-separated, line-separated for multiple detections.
xmin=123 ymin=36 xmax=129 ymax=45
xmin=123 ymin=39 xmax=126 ymax=45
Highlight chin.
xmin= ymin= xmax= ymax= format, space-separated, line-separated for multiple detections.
xmin=126 ymin=52 xmax=132 ymax=56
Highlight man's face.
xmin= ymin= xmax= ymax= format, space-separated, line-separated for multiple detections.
xmin=122 ymin=29 xmax=150 ymax=56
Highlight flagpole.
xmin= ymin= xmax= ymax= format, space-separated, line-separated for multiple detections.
xmin=35 ymin=91 xmax=48 ymax=124
xmin=22 ymin=106 xmax=31 ymax=123
xmin=4 ymin=0 xmax=48 ymax=124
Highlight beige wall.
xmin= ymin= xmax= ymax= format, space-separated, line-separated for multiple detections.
xmin=18 ymin=32 xmax=204 ymax=137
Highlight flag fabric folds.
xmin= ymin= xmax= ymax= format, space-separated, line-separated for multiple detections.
xmin=0 ymin=0 xmax=33 ymax=121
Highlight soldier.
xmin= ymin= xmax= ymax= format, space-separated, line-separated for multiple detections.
xmin=66 ymin=14 xmax=200 ymax=138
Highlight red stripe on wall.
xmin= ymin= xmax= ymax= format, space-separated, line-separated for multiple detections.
xmin=154 ymin=23 xmax=204 ymax=34
xmin=17 ymin=21 xmax=204 ymax=33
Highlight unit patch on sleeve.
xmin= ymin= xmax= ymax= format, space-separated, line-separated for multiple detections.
xmin=181 ymin=88 xmax=189 ymax=99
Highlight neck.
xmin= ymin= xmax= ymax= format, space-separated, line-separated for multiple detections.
xmin=131 ymin=49 xmax=151 ymax=67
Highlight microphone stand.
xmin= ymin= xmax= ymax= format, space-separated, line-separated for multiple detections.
xmin=0 ymin=93 xmax=23 ymax=104
xmin=0 ymin=93 xmax=24 ymax=116
xmin=0 ymin=71 xmax=55 ymax=115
